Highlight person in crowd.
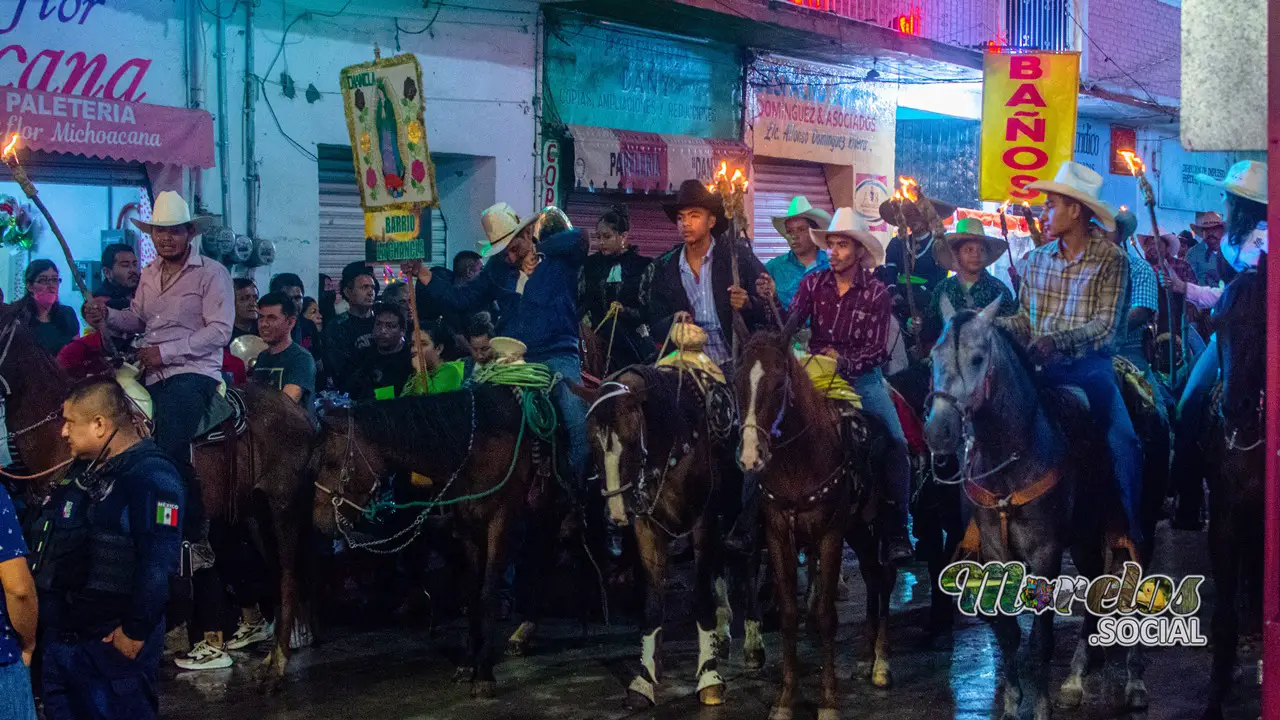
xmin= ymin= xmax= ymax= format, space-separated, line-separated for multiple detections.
xmin=1109 ymin=209 xmax=1161 ymax=375
xmin=18 ymin=259 xmax=80 ymax=356
xmin=343 ymin=302 xmax=413 ymax=401
xmin=460 ymin=312 xmax=496 ymax=372
xmin=252 ymin=291 xmax=317 ymax=409
xmin=763 ymin=208 xmax=914 ymax=562
xmin=921 ymin=217 xmax=1017 ymax=350
xmin=765 ymin=196 xmax=831 ymax=310
xmin=0 ymin=481 xmax=37 ymax=720
xmin=1166 ymin=160 xmax=1268 ymax=530
xmin=37 ymin=379 xmax=183 ymax=719
xmin=1186 ymin=210 xmax=1225 ymax=287
xmin=998 ymin=162 xmax=1142 ymax=548
xmin=269 ymin=273 xmax=320 ymax=352
xmin=318 ymin=273 xmax=338 ymax=323
xmin=323 ymin=261 xmax=378 ymax=389
xmin=232 ymin=279 xmax=259 ymax=340
xmin=303 ymin=296 xmax=324 ymax=334
xmin=404 ymin=321 xmax=466 ymax=395
xmin=578 ymin=204 xmax=653 ymax=371
xmin=637 ymin=180 xmax=769 ymax=366
xmin=453 ymin=250 xmax=484 ymax=285
xmin=381 ymin=280 xmax=412 ymax=320
xmin=94 ymin=243 xmax=140 ymax=311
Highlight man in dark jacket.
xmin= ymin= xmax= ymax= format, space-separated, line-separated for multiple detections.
xmin=93 ymin=244 xmax=139 ymax=311
xmin=323 ymin=262 xmax=378 ymax=389
xmin=37 ymin=379 xmax=183 ymax=720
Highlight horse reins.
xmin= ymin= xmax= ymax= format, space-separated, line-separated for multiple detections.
xmin=1215 ymin=332 xmax=1266 ymax=452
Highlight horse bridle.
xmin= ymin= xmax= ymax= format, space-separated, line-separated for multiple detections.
xmin=312 ymin=412 xmax=380 ymax=517
xmin=738 ymin=347 xmax=810 ymax=461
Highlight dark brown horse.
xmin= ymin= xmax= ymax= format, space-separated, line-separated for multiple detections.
xmin=1200 ymin=264 xmax=1266 ymax=720
xmin=0 ymin=304 xmax=71 ymax=487
xmin=581 ymin=364 xmax=759 ymax=709
xmin=737 ymin=331 xmax=898 ymax=720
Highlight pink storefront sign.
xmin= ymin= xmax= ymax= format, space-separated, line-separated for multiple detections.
xmin=1 ymin=86 xmax=214 ymax=168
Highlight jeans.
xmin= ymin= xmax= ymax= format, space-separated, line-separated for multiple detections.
xmin=541 ymin=354 xmax=589 ymax=492
xmin=851 ymin=368 xmax=911 ymax=529
xmin=43 ymin=621 xmax=165 ymax=720
xmin=149 ymin=373 xmax=219 ymax=541
xmin=1173 ymin=334 xmax=1219 ymax=520
xmin=1040 ymin=352 xmax=1144 ymax=543
xmin=0 ymin=660 xmax=37 ymax=720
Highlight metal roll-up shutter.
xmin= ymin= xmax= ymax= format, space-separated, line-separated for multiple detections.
xmin=564 ymin=191 xmax=678 ymax=260
xmin=0 ymin=150 xmax=147 ymax=187
xmin=751 ymin=159 xmax=835 ymax=263
xmin=317 ymin=144 xmax=446 ymax=279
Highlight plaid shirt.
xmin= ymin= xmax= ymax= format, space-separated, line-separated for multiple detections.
xmin=1000 ymin=231 xmax=1127 ymax=358
xmin=788 ymin=267 xmax=891 ymax=379
xmin=1125 ymin=244 xmax=1158 ymax=312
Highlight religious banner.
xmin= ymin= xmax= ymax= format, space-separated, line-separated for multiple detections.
xmin=979 ymin=52 xmax=1080 ymax=202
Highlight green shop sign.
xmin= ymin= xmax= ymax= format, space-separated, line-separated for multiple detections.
xmin=543 ymin=17 xmax=742 ymax=138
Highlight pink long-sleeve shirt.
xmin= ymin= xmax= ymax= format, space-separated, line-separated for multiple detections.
xmin=1184 ymin=282 xmax=1222 ymax=311
xmin=108 ymin=250 xmax=233 ymax=385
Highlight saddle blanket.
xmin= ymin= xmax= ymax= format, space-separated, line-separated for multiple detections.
xmin=795 ymin=352 xmax=862 ymax=409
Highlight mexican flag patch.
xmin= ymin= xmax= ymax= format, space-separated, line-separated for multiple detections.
xmin=155 ymin=501 xmax=180 ymax=528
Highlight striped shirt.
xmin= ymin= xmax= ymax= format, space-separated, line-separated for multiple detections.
xmin=678 ymin=240 xmax=730 ymax=364
xmin=1001 ymin=231 xmax=1127 ymax=358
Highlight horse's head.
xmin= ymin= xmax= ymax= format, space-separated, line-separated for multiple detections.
xmin=585 ymin=371 xmax=649 ymax=526
xmin=1216 ymin=258 xmax=1267 ymax=443
xmin=736 ymin=331 xmax=796 ymax=472
xmin=925 ymin=299 xmax=1006 ymax=455
xmin=311 ymin=408 xmax=390 ymax=536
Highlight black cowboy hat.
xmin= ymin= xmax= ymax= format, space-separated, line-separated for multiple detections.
xmin=878 ymin=196 xmax=957 ymax=233
xmin=664 ymin=179 xmax=729 ymax=234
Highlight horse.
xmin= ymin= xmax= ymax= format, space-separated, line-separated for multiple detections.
xmin=923 ymin=301 xmax=1157 ymax=720
xmin=580 ymin=364 xmax=760 ymax=709
xmin=737 ymin=330 xmax=898 ymax=720
xmin=0 ymin=304 xmax=314 ymax=692
xmin=1200 ymin=264 xmax=1266 ymax=720
xmin=310 ymin=382 xmax=586 ymax=697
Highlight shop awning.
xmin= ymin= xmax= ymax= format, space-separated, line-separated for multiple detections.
xmin=1 ymin=87 xmax=214 ymax=169
xmin=567 ymin=124 xmax=750 ymax=194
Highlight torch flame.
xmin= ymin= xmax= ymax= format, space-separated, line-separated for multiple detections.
xmin=999 ymin=199 xmax=1011 ymax=214
xmin=1 ymin=134 xmax=17 ymax=160
xmin=898 ymin=176 xmax=919 ymax=202
xmin=1119 ymin=150 xmax=1144 ymax=175
xmin=1120 ymin=204 xmax=1129 ymax=212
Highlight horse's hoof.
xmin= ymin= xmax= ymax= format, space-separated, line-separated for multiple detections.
xmin=744 ymin=648 xmax=766 ymax=671
xmin=768 ymin=707 xmax=793 ymax=720
xmin=817 ymin=709 xmax=841 ymax=720
xmin=624 ymin=690 xmax=655 ymax=710
xmin=471 ymin=680 xmax=496 ymax=699
xmin=871 ymin=667 xmax=893 ymax=688
xmin=1057 ymin=681 xmax=1084 ymax=708
xmin=452 ymin=666 xmax=475 ymax=684
xmin=697 ymin=684 xmax=725 ymax=706
xmin=506 ymin=639 xmax=532 ymax=657
xmin=1125 ymin=683 xmax=1149 ymax=711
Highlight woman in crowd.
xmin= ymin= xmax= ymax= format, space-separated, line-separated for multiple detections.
xmin=578 ymin=205 xmax=653 ymax=372
xmin=18 ymin=259 xmax=80 ymax=356
xmin=303 ymin=296 xmax=324 ymax=334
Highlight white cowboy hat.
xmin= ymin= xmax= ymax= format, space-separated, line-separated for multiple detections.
xmin=770 ymin=196 xmax=832 ymax=239
xmin=809 ymin=207 xmax=886 ymax=268
xmin=479 ymin=202 xmax=537 ymax=257
xmin=130 ymin=191 xmax=212 ymax=235
xmin=1196 ymin=160 xmax=1268 ymax=205
xmin=1025 ymin=162 xmax=1117 ymax=231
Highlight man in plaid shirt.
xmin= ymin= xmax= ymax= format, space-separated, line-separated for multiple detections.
xmin=1110 ymin=208 xmax=1160 ymax=373
xmin=999 ymin=162 xmax=1144 ymax=545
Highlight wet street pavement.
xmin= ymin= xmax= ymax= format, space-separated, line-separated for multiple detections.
xmin=160 ymin=523 xmax=1261 ymax=720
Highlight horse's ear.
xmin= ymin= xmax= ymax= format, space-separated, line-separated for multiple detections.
xmin=780 ymin=312 xmax=805 ymax=347
xmin=977 ymin=297 xmax=1002 ymax=324
xmin=939 ymin=294 xmax=956 ymax=324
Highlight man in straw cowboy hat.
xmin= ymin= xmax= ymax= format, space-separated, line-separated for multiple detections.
xmin=637 ymin=179 xmax=770 ymax=366
xmin=766 ymin=208 xmax=915 ymax=562
xmin=1165 ymin=159 xmax=1268 ymax=530
xmin=1186 ymin=210 xmax=1226 ymax=286
xmin=764 ymin=196 xmax=831 ymax=310
xmin=921 ymin=217 xmax=1017 ymax=348
xmin=995 ymin=161 xmax=1144 ymax=547
xmin=1109 ymin=207 xmax=1161 ymax=375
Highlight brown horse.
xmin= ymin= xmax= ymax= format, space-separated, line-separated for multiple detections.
xmin=736 ymin=331 xmax=898 ymax=720
xmin=0 ymin=304 xmax=314 ymax=692
xmin=581 ymin=364 xmax=760 ymax=709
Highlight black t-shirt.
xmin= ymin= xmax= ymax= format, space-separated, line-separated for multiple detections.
xmin=322 ymin=312 xmax=375 ymax=387
xmin=252 ymin=342 xmax=317 ymax=410
xmin=343 ymin=345 xmax=413 ymax=401
xmin=231 ymin=323 xmax=259 ymax=341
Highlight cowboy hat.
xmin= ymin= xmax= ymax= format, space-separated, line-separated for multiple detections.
xmin=489 ymin=336 xmax=527 ymax=364
xmin=480 ymin=202 xmax=538 ymax=257
xmin=1026 ymin=162 xmax=1116 ymax=231
xmin=771 ymin=196 xmax=832 ymax=238
xmin=1136 ymin=232 xmax=1181 ymax=256
xmin=810 ymin=207 xmax=886 ymax=268
xmin=130 ymin=191 xmax=213 ymax=235
xmin=664 ymin=179 xmax=729 ymax=235
xmin=1196 ymin=160 xmax=1267 ymax=205
xmin=1191 ymin=211 xmax=1225 ymax=232
xmin=932 ymin=217 xmax=1008 ymax=272
xmin=877 ymin=196 xmax=957 ymax=230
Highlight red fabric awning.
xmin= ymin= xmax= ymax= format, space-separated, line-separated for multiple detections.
xmin=568 ymin=124 xmax=750 ymax=194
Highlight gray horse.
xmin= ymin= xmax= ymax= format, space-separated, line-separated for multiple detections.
xmin=924 ymin=299 xmax=1149 ymax=720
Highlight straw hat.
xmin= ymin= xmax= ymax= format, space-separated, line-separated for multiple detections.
xmin=932 ymin=217 xmax=1008 ymax=272
xmin=130 ymin=191 xmax=212 ymax=235
xmin=1196 ymin=160 xmax=1268 ymax=205
xmin=480 ymin=203 xmax=537 ymax=257
xmin=1025 ymin=162 xmax=1117 ymax=231
xmin=770 ymin=196 xmax=832 ymax=238
xmin=809 ymin=208 xmax=886 ymax=268
xmin=489 ymin=336 xmax=527 ymax=364
xmin=1191 ymin=211 xmax=1225 ymax=233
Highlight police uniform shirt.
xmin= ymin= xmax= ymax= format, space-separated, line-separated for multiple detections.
xmin=0 ymin=486 xmax=27 ymax=664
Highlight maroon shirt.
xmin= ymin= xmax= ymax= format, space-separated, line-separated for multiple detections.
xmin=788 ymin=267 xmax=892 ymax=379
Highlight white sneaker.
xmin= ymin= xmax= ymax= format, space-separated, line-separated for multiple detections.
xmin=174 ymin=640 xmax=234 ymax=670
xmin=225 ymin=619 xmax=274 ymax=650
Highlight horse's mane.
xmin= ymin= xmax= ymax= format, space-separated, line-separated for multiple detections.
xmin=350 ymin=383 xmax=522 ymax=468
xmin=599 ymin=365 xmax=697 ymax=437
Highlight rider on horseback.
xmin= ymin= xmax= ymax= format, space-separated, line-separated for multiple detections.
xmin=997 ymin=162 xmax=1144 ymax=547
xmin=762 ymin=207 xmax=915 ymax=563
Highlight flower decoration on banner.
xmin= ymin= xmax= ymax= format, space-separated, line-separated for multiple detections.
xmin=0 ymin=194 xmax=39 ymax=250
xmin=359 ymin=132 xmax=372 ymax=154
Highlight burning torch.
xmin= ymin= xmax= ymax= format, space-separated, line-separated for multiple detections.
xmin=1120 ymin=149 xmax=1180 ymax=377
xmin=707 ymin=161 xmax=754 ymax=354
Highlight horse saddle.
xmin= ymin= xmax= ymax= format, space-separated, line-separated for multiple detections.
xmin=194 ymin=388 xmax=248 ymax=445
xmin=1112 ymin=355 xmax=1160 ymax=416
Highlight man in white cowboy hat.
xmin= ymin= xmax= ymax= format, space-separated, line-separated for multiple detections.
xmin=1186 ymin=210 xmax=1226 ymax=286
xmin=922 ymin=217 xmax=1016 ymax=349
xmin=1164 ymin=159 xmax=1268 ymax=530
xmin=997 ymin=161 xmax=1144 ymax=547
xmin=768 ymin=208 xmax=914 ymax=562
xmin=764 ymin=196 xmax=831 ymax=310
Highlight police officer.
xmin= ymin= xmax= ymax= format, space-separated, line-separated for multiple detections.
xmin=32 ymin=379 xmax=183 ymax=720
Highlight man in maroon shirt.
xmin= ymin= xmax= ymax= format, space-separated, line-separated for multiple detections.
xmin=766 ymin=208 xmax=913 ymax=562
